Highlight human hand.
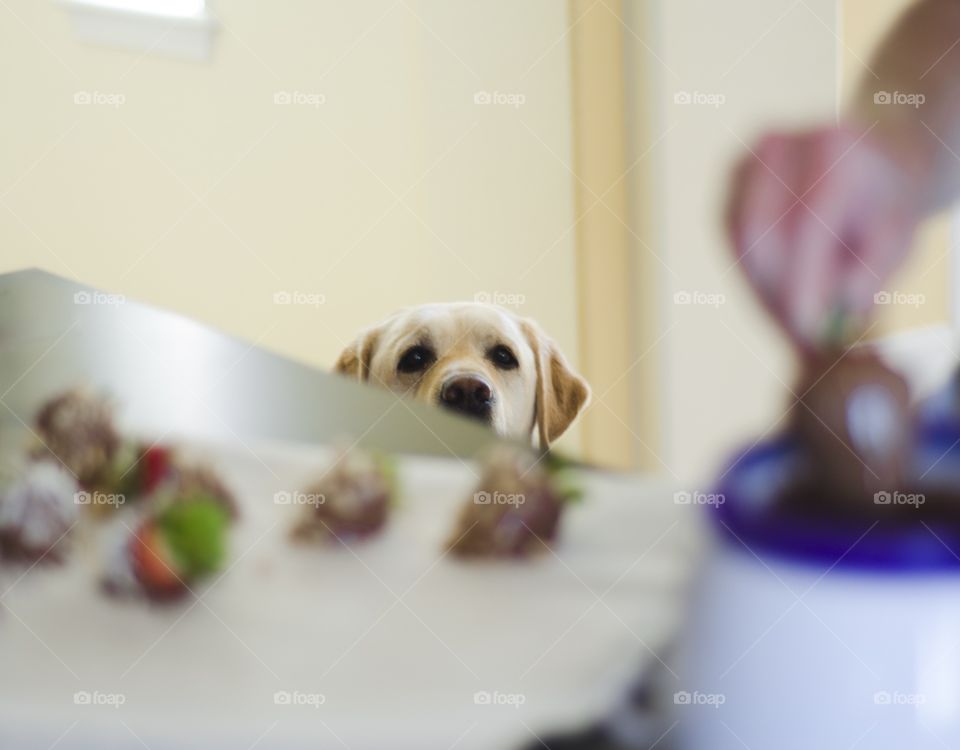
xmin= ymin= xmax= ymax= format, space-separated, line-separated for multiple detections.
xmin=726 ymin=125 xmax=924 ymax=348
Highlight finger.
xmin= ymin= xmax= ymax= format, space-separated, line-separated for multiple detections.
xmin=782 ymin=130 xmax=872 ymax=346
xmin=842 ymin=214 xmax=916 ymax=318
xmin=735 ymin=135 xmax=802 ymax=323
xmin=838 ymin=139 xmax=919 ymax=315
xmin=784 ymin=188 xmax=846 ymax=346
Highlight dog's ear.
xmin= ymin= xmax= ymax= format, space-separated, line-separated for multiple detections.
xmin=334 ymin=326 xmax=383 ymax=382
xmin=520 ymin=319 xmax=590 ymax=448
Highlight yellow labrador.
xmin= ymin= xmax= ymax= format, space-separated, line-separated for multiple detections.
xmin=334 ymin=303 xmax=590 ymax=448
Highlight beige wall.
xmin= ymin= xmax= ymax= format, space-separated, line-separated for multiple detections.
xmin=625 ymin=0 xmax=840 ymax=481
xmin=0 ymin=0 xmax=587 ymax=453
xmin=5 ymin=1 xmax=947 ymax=473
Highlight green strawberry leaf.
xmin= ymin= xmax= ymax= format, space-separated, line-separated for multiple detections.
xmin=552 ymin=469 xmax=584 ymax=504
xmin=542 ymin=451 xmax=584 ymax=504
xmin=374 ymin=452 xmax=399 ymax=506
xmin=101 ymin=441 xmax=144 ymax=498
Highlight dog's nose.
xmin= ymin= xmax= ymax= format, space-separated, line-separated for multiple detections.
xmin=440 ymin=376 xmax=492 ymax=422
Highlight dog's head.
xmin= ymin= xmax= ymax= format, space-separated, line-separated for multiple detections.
xmin=334 ymin=303 xmax=589 ymax=447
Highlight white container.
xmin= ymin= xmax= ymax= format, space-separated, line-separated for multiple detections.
xmin=671 ymin=435 xmax=960 ymax=750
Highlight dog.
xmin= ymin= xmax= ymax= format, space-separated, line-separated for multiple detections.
xmin=334 ymin=303 xmax=590 ymax=448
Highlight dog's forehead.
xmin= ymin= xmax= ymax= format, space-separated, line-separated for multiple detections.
xmin=389 ymin=303 xmax=526 ymax=347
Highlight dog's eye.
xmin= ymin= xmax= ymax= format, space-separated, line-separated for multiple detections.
xmin=488 ymin=345 xmax=518 ymax=370
xmin=397 ymin=345 xmax=434 ymax=374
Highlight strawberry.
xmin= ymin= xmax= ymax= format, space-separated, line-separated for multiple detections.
xmin=446 ymin=447 xmax=580 ymax=558
xmin=141 ymin=445 xmax=173 ymax=495
xmin=129 ymin=497 xmax=228 ymax=600
xmin=130 ymin=520 xmax=184 ymax=598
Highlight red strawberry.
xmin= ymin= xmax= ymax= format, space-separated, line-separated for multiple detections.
xmin=141 ymin=445 xmax=173 ymax=495
xmin=129 ymin=520 xmax=184 ymax=599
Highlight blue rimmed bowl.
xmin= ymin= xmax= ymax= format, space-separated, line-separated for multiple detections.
xmin=670 ymin=426 xmax=960 ymax=750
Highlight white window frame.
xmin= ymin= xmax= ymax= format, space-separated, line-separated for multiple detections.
xmin=60 ymin=0 xmax=218 ymax=61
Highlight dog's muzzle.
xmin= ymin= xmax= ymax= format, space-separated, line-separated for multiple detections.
xmin=438 ymin=375 xmax=493 ymax=424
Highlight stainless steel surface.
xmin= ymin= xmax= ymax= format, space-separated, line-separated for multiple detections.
xmin=0 ymin=269 xmax=501 ymax=457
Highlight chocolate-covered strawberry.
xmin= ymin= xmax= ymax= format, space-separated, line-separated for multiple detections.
xmin=0 ymin=462 xmax=79 ymax=563
xmin=140 ymin=445 xmax=173 ymax=494
xmin=94 ymin=443 xmax=236 ymax=518
xmin=33 ymin=388 xmax=119 ymax=488
xmin=291 ymin=449 xmax=393 ymax=542
xmin=792 ymin=348 xmax=912 ymax=508
xmin=127 ymin=495 xmax=229 ymax=601
xmin=447 ymin=448 xmax=581 ymax=558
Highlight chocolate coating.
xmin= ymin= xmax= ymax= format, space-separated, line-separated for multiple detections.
xmin=291 ymin=450 xmax=391 ymax=542
xmin=34 ymin=389 xmax=119 ymax=488
xmin=447 ymin=448 xmax=565 ymax=558
xmin=160 ymin=459 xmax=237 ymax=519
xmin=792 ymin=349 xmax=912 ymax=501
